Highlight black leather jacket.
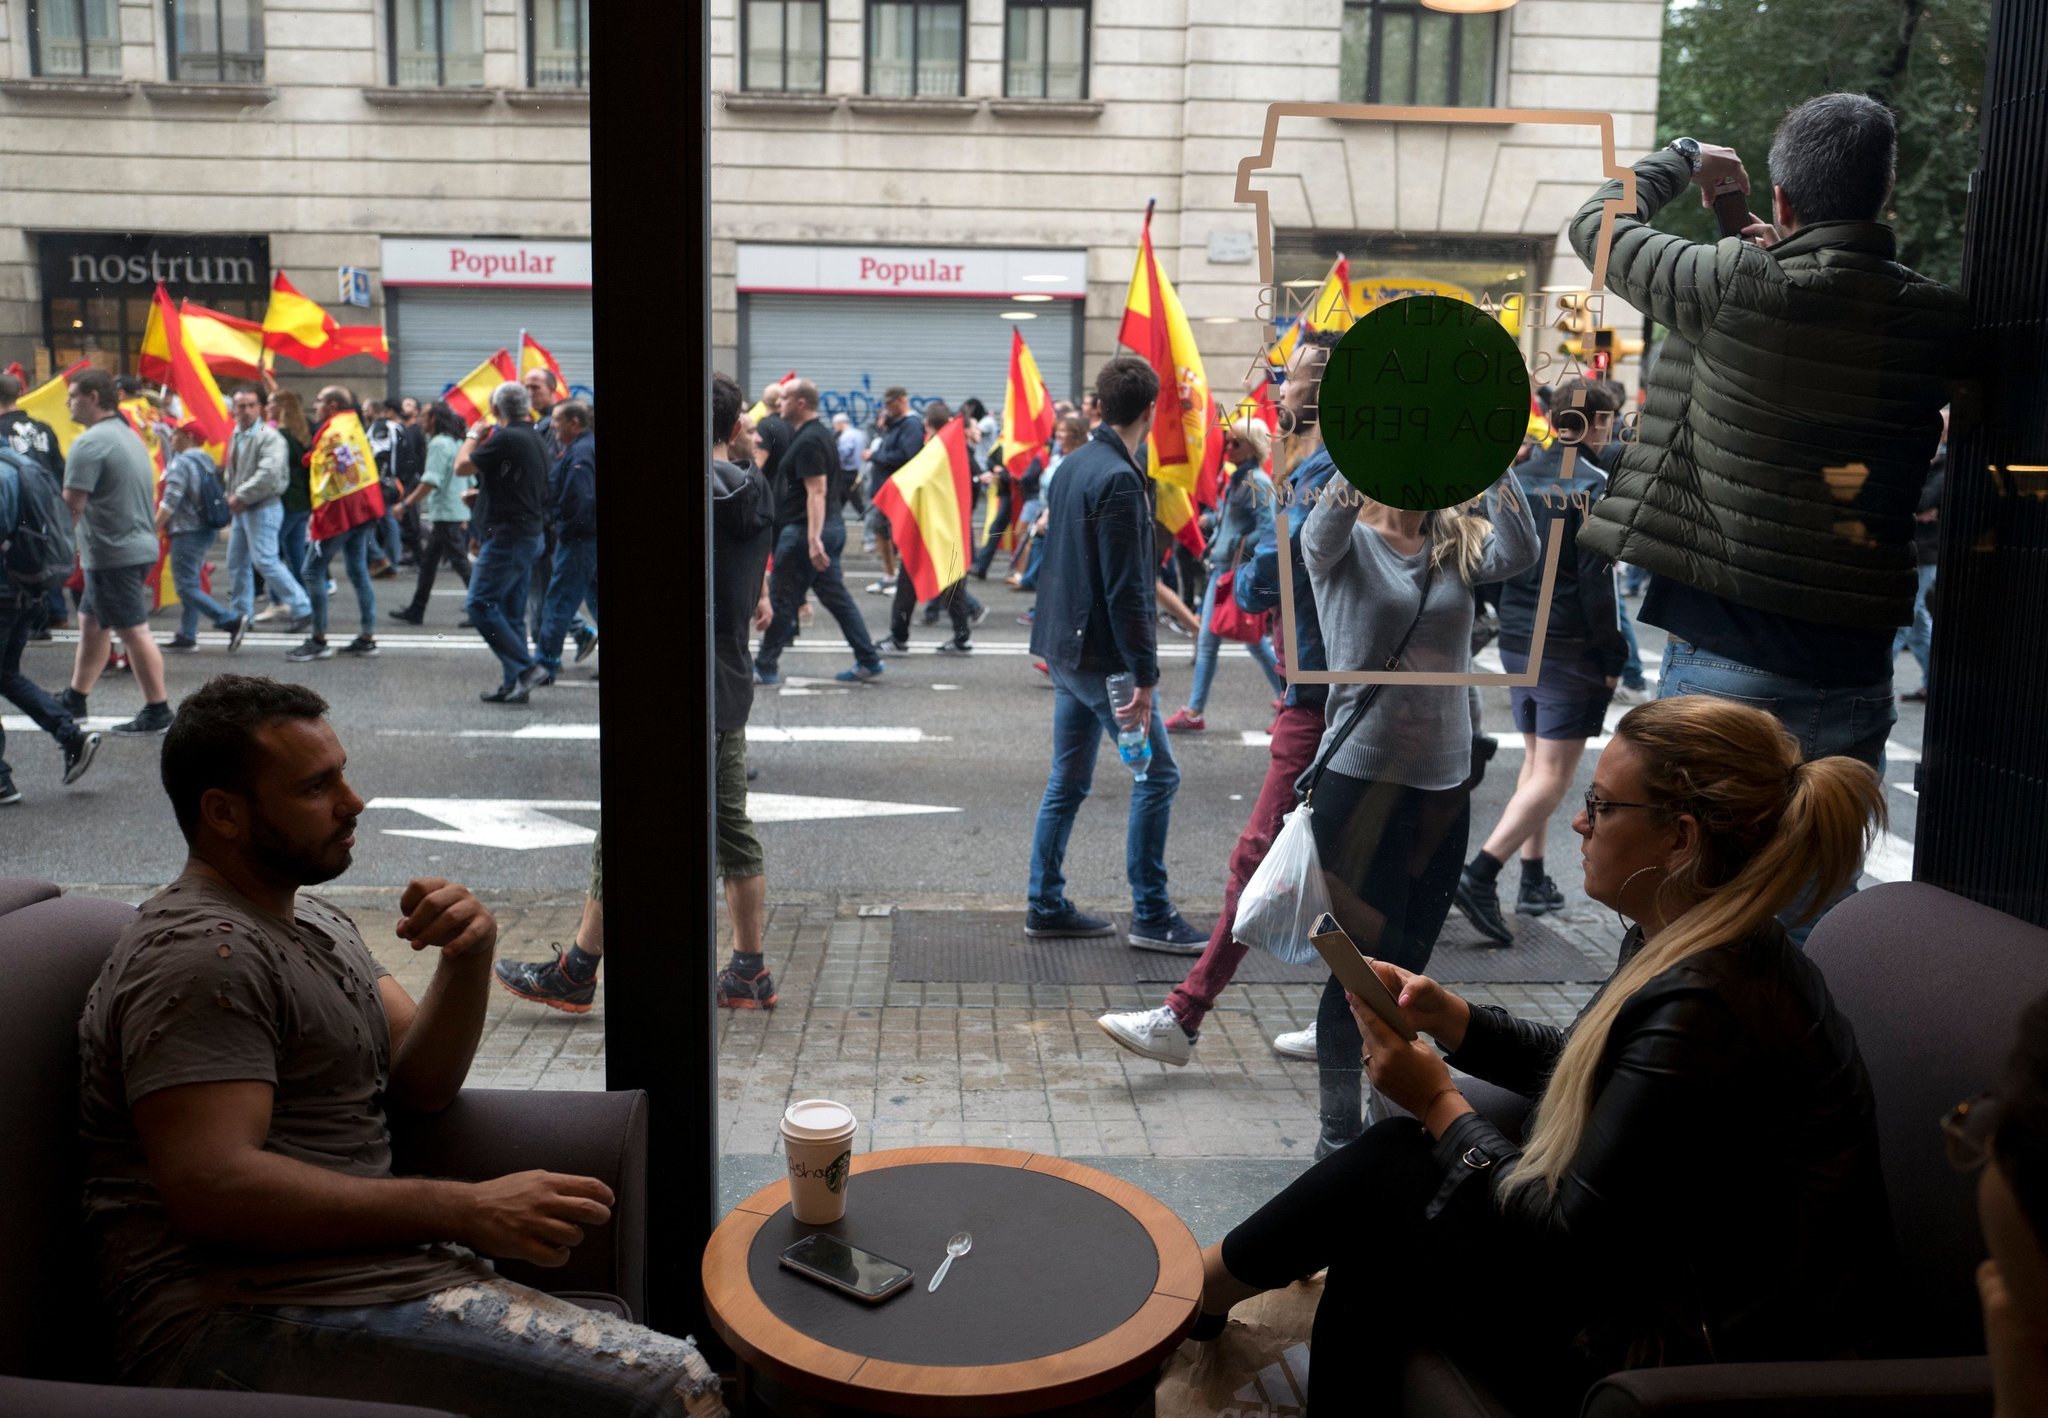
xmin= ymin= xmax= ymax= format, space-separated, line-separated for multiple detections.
xmin=1435 ymin=921 xmax=1891 ymax=1374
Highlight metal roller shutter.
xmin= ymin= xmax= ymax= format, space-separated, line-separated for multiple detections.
xmin=743 ymin=294 xmax=1077 ymax=427
xmin=390 ymin=288 xmax=595 ymax=403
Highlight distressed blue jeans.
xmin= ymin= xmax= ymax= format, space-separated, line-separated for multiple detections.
xmin=1029 ymin=665 xmax=1182 ymax=922
xmin=156 ymin=1277 xmax=721 ymax=1417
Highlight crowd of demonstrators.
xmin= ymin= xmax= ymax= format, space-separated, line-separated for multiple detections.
xmin=76 ymin=674 xmax=727 ymax=1414
xmin=1455 ymin=376 xmax=1629 ymax=945
xmin=1195 ymin=696 xmax=1893 ymax=1410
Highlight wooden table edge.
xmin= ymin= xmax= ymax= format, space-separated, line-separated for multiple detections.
xmin=704 ymin=1146 xmax=1205 ymax=1414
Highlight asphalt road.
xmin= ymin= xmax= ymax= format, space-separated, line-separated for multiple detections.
xmin=3 ymin=536 xmax=1929 ymax=907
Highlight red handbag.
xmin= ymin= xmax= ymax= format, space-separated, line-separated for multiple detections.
xmin=1206 ymin=566 xmax=1270 ymax=644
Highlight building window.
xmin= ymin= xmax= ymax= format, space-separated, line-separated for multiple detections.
xmin=28 ymin=0 xmax=122 ymax=78
xmin=1340 ymin=0 xmax=1497 ymax=107
xmin=866 ymin=1 xmax=964 ymax=98
xmin=742 ymin=0 xmax=825 ymax=93
xmin=388 ymin=0 xmax=485 ymax=87
xmin=165 ymin=1 xmax=264 ymax=83
xmin=527 ymin=0 xmax=588 ymax=89
xmin=1003 ymin=0 xmax=1086 ymax=99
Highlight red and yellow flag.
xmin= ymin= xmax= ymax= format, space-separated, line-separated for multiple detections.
xmin=1000 ymin=329 xmax=1054 ymax=479
xmin=1116 ymin=207 xmax=1208 ymax=556
xmin=874 ymin=416 xmax=974 ymax=602
xmin=20 ymin=361 xmax=88 ymax=455
xmin=1267 ymin=255 xmax=1355 ymax=370
xmin=262 ymin=274 xmax=388 ymax=368
xmin=179 ymin=300 xmax=268 ymax=382
xmin=307 ymin=409 xmax=387 ymax=541
xmin=519 ymin=331 xmax=567 ymax=391
xmin=443 ymin=349 xmax=519 ymax=425
xmin=140 ymin=286 xmax=233 ymax=447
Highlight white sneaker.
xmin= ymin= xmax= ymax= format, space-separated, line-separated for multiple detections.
xmin=1272 ymin=1022 xmax=1317 ymax=1060
xmin=1097 ymin=1006 xmax=1194 ymax=1067
xmin=253 ymin=603 xmax=294 ymax=624
xmin=1611 ymin=683 xmax=1655 ymax=706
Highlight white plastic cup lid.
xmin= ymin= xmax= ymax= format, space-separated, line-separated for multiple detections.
xmin=781 ymin=1099 xmax=857 ymax=1140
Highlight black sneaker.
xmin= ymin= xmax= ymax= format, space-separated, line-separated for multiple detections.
xmin=1024 ymin=905 xmax=1117 ymax=938
xmin=166 ymin=635 xmax=199 ymax=652
xmin=340 ymin=635 xmax=379 ymax=657
xmin=1454 ymin=869 xmax=1516 ymax=946
xmin=877 ymin=639 xmax=910 ymax=655
xmin=515 ymin=662 xmax=552 ymax=694
xmin=0 ymin=776 xmax=19 ymax=806
xmin=572 ymin=625 xmax=599 ymax=663
xmin=481 ymin=682 xmax=531 ymax=704
xmin=388 ymin=607 xmax=425 ymax=626
xmin=225 ymin=616 xmax=248 ymax=652
xmin=286 ymin=637 xmax=334 ymax=662
xmin=1128 ymin=911 xmax=1207 ymax=955
xmin=935 ymin=640 xmax=972 ymax=655
xmin=289 ymin=616 xmax=314 ymax=635
xmin=59 ymin=688 xmax=87 ymax=719
xmin=111 ymin=702 xmax=174 ymax=737
xmin=493 ymin=949 xmax=596 ymax=1013
xmin=1515 ymin=873 xmax=1566 ymax=916
xmin=62 ymin=731 xmax=100 ymax=786
xmin=716 ymin=965 xmax=779 ymax=1010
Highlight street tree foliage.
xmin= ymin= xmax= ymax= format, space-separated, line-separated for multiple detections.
xmin=1655 ymin=0 xmax=1990 ymax=288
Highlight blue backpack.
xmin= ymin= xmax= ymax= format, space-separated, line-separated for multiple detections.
xmin=190 ymin=455 xmax=233 ymax=530
xmin=1 ymin=445 xmax=76 ymax=591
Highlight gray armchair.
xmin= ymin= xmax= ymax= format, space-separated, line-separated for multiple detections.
xmin=1400 ymin=881 xmax=2037 ymax=1416
xmin=0 ymin=881 xmax=649 ymax=1417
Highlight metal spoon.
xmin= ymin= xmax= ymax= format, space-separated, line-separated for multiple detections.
xmin=926 ymin=1231 xmax=973 ymax=1293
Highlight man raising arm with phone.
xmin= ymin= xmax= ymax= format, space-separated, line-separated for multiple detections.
xmin=78 ymin=674 xmax=723 ymax=1416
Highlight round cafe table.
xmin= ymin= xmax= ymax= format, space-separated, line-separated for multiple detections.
xmin=702 ymin=1146 xmax=1203 ymax=1416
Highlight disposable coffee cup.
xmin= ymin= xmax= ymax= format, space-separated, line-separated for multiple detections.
xmin=782 ymin=1099 xmax=858 ymax=1224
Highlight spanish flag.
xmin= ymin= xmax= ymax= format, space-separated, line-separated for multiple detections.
xmin=1117 ymin=206 xmax=1208 ymax=556
xmin=875 ymin=415 xmax=973 ymax=603
xmin=19 ymin=362 xmax=87 ymax=455
xmin=179 ymin=300 xmax=268 ymax=382
xmin=1267 ymin=255 xmax=1355 ymax=370
xmin=1000 ymin=329 xmax=1054 ymax=479
xmin=262 ymin=273 xmax=389 ymax=368
xmin=115 ymin=393 xmax=177 ymax=612
xmin=520 ymin=331 xmax=566 ymax=390
xmin=140 ymin=286 xmax=233 ymax=447
xmin=443 ymin=349 xmax=519 ymax=425
xmin=307 ymin=409 xmax=387 ymax=541
xmin=748 ymin=370 xmax=797 ymax=424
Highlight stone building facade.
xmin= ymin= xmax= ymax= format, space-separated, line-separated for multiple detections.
xmin=0 ymin=0 xmax=591 ymax=401
xmin=710 ymin=0 xmax=1663 ymax=422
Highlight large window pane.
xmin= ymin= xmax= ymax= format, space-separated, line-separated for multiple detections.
xmin=530 ymin=0 xmax=589 ymax=88
xmin=1459 ymin=12 xmax=1495 ymax=105
xmin=1045 ymin=5 xmax=1085 ymax=99
xmin=788 ymin=1 xmax=824 ymax=91
xmin=392 ymin=0 xmax=484 ymax=87
xmin=1378 ymin=10 xmax=1414 ymax=105
xmin=1340 ymin=3 xmax=1370 ymax=102
xmin=1006 ymin=6 xmax=1045 ymax=98
xmin=869 ymin=2 xmax=916 ymax=96
xmin=1414 ymin=9 xmax=1451 ymax=106
xmin=171 ymin=0 xmax=266 ymax=83
xmin=35 ymin=0 xmax=122 ymax=77
xmin=915 ymin=2 xmax=962 ymax=96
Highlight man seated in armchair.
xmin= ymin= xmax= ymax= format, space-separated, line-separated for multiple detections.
xmin=77 ymin=673 xmax=723 ymax=1417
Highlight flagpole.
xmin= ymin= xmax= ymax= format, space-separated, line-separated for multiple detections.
xmin=1143 ymin=196 xmax=1155 ymax=233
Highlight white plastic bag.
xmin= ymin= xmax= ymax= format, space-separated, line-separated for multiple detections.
xmin=1231 ymin=802 xmax=1332 ymax=966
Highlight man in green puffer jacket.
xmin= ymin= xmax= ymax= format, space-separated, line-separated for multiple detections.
xmin=1569 ymin=92 xmax=1969 ymax=776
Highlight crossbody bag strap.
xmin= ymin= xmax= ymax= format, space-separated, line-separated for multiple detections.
xmin=1300 ymin=553 xmax=1437 ymax=806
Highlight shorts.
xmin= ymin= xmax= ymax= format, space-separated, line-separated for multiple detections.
xmin=865 ymin=503 xmax=893 ymax=541
xmin=715 ymin=730 xmax=764 ymax=879
xmin=1501 ymin=647 xmax=1614 ymax=741
xmin=78 ymin=561 xmax=152 ymax=631
xmin=587 ymin=831 xmax=603 ymax=903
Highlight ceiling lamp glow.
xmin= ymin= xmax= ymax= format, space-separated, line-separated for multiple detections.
xmin=1421 ymin=0 xmax=1518 ymax=11
xmin=1009 ymin=293 xmax=1055 ymax=302
xmin=999 ymin=311 xmax=1038 ymax=320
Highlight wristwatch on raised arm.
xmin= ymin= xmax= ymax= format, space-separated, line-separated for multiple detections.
xmin=1668 ymin=136 xmax=1704 ymax=174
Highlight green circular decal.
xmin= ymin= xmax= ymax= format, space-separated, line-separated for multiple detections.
xmin=1319 ymin=295 xmax=1530 ymax=511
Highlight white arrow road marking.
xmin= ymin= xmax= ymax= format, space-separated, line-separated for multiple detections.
xmin=365 ymin=799 xmax=599 ymax=850
xmin=748 ymin=792 xmax=959 ymax=824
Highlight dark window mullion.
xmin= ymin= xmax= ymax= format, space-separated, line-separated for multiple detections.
xmin=1448 ymin=14 xmax=1462 ymax=105
xmin=1367 ymin=2 xmax=1381 ymax=104
xmin=78 ymin=0 xmax=92 ymax=77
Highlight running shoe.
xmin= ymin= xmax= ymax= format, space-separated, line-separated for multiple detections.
xmin=716 ymin=964 xmax=779 ymax=1009
xmin=1097 ymin=1006 xmax=1194 ymax=1067
xmin=493 ymin=949 xmax=597 ymax=1013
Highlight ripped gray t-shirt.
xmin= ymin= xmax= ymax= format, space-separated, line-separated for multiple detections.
xmin=78 ymin=873 xmax=491 ymax=1378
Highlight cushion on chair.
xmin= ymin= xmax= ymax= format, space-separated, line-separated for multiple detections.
xmin=0 ymin=1374 xmax=462 ymax=1417
xmin=0 ymin=892 xmax=140 ymax=1382
xmin=1805 ymin=881 xmax=2048 ymax=1357
xmin=0 ymin=878 xmax=61 ymax=917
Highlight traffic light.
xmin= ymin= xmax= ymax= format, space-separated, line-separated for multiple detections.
xmin=1589 ymin=327 xmax=1615 ymax=376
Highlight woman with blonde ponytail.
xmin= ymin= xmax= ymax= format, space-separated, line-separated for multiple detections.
xmin=1193 ymin=697 xmax=1894 ymax=1412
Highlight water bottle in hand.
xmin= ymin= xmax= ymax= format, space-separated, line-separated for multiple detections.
xmin=1106 ymin=672 xmax=1151 ymax=783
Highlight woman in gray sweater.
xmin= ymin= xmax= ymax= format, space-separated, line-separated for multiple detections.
xmin=1298 ymin=470 xmax=1540 ymax=1154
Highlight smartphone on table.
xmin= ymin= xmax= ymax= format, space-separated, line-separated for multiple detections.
xmin=779 ymin=1234 xmax=914 ymax=1304
xmin=1308 ymin=912 xmax=1418 ymax=1042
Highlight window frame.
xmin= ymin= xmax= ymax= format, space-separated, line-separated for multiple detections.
xmin=27 ymin=0 xmax=120 ymax=79
xmin=738 ymin=0 xmax=827 ymax=94
xmin=863 ymin=0 xmax=967 ymax=99
xmin=1000 ymin=0 xmax=1089 ymax=101
xmin=386 ymin=0 xmax=484 ymax=88
xmin=1341 ymin=0 xmax=1499 ymax=108
xmin=525 ymin=0 xmax=589 ymax=90
xmin=163 ymin=0 xmax=266 ymax=84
